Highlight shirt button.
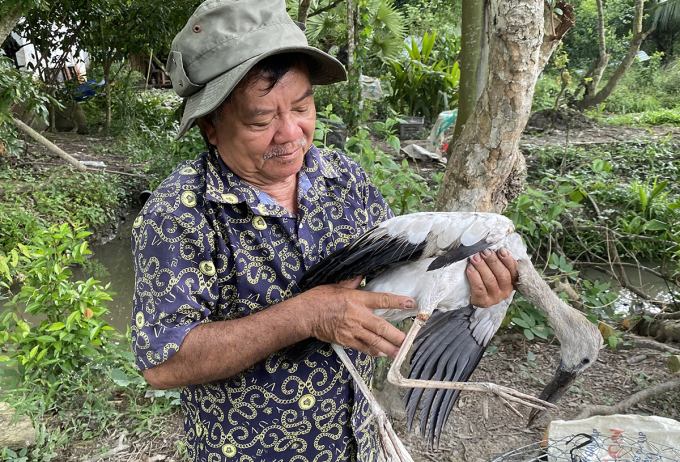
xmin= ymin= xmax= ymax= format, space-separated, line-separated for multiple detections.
xmin=253 ymin=216 xmax=267 ymax=230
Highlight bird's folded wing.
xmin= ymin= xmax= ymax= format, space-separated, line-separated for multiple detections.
xmin=405 ymin=301 xmax=507 ymax=448
xmin=299 ymin=212 xmax=506 ymax=290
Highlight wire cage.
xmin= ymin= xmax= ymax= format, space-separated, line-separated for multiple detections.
xmin=491 ymin=431 xmax=680 ymax=462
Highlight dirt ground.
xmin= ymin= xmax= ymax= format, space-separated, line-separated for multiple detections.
xmin=56 ymin=338 xmax=679 ymax=462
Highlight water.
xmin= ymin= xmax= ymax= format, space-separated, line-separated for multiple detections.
xmin=73 ymin=210 xmax=139 ymax=333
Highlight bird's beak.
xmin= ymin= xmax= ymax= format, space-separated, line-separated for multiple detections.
xmin=527 ymin=362 xmax=578 ymax=427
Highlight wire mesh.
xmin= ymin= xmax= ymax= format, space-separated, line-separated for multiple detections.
xmin=491 ymin=431 xmax=680 ymax=462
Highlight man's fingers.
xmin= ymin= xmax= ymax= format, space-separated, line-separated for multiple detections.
xmin=363 ymin=291 xmax=415 ymax=311
xmin=480 ymin=249 xmax=512 ymax=288
xmin=470 ymin=253 xmax=500 ymax=296
xmin=498 ymin=248 xmax=519 ymax=281
xmin=466 ymin=263 xmax=489 ymax=306
xmin=337 ymin=275 xmax=363 ymax=289
xmin=356 ymin=327 xmax=402 ymax=358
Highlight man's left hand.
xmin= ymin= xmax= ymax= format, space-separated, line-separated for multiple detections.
xmin=466 ymin=248 xmax=518 ymax=308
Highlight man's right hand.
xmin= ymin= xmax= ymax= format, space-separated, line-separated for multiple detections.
xmin=303 ymin=277 xmax=415 ymax=358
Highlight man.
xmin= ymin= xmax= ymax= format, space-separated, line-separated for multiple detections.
xmin=131 ymin=1 xmax=517 ymax=461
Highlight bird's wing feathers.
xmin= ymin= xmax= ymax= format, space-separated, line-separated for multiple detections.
xmin=405 ymin=299 xmax=510 ymax=448
xmin=299 ymin=212 xmax=513 ymax=291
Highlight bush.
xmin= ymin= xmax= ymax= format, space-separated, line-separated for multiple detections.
xmin=0 ymin=224 xmax=116 ymax=396
xmin=384 ymin=31 xmax=460 ymax=122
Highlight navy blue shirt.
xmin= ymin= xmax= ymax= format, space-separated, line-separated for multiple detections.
xmin=131 ymin=145 xmax=393 ymax=462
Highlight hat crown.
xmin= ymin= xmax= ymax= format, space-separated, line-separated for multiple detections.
xmin=168 ymin=0 xmax=308 ymax=97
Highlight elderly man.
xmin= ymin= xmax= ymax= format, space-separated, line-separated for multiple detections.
xmin=131 ymin=1 xmax=517 ymax=461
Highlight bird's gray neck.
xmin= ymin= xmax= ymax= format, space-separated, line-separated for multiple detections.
xmin=514 ymin=259 xmax=572 ymax=343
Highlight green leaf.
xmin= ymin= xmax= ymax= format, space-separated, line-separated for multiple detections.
xmin=524 ymin=329 xmax=535 ymax=341
xmin=36 ymin=335 xmax=56 ymax=343
xmin=645 ymin=219 xmax=668 ymax=231
xmin=512 ymin=317 xmax=530 ymax=329
xmin=109 ymin=369 xmax=132 ymax=387
xmin=47 ymin=322 xmax=66 ymax=331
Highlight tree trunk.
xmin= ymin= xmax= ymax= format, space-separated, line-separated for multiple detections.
xmin=436 ymin=1 xmax=574 ymax=213
xmin=582 ymin=0 xmax=610 ymax=98
xmin=635 ymin=318 xmax=680 ymax=343
xmin=298 ymin=0 xmax=313 ymax=24
xmin=346 ymin=0 xmax=355 ymax=77
xmin=0 ymin=2 xmax=23 ymax=45
xmin=103 ymin=59 xmax=112 ymax=136
xmin=453 ymin=0 xmax=488 ymax=139
xmin=11 ymin=117 xmax=88 ymax=172
xmin=577 ymin=0 xmax=654 ymax=110
xmin=0 ymin=402 xmax=36 ymax=449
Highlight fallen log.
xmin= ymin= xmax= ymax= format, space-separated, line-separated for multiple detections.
xmin=10 ymin=117 xmax=87 ymax=172
xmin=634 ymin=318 xmax=680 ymax=344
xmin=0 ymin=402 xmax=36 ymax=449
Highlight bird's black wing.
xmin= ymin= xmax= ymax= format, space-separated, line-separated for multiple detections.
xmin=298 ymin=227 xmax=428 ymax=291
xmin=404 ymin=304 xmax=486 ymax=449
xmin=283 ymin=222 xmax=490 ymax=363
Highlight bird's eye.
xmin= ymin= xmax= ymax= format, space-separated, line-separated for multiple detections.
xmin=582 ymin=358 xmax=590 ymax=365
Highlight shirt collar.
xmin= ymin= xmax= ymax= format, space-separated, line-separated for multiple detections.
xmin=203 ymin=144 xmax=340 ymax=216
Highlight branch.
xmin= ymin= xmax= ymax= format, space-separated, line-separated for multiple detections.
xmin=621 ymin=333 xmax=680 ymax=354
xmin=576 ymin=376 xmax=680 ymax=419
xmin=10 ymin=118 xmax=87 ymax=172
xmin=573 ymin=226 xmax=678 ymax=249
xmin=308 ymin=0 xmax=344 ymax=18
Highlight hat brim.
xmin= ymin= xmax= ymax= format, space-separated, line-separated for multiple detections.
xmin=175 ymin=46 xmax=347 ymax=140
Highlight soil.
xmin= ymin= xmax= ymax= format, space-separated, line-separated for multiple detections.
xmin=51 ymin=339 xmax=679 ymax=462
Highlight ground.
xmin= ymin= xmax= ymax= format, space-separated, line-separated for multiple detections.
xmin=51 ymin=339 xmax=678 ymax=462
xmin=2 ymin=119 xmax=680 ymax=462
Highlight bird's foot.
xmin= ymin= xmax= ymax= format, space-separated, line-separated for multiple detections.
xmin=371 ymin=408 xmax=413 ymax=462
xmin=388 ymin=368 xmax=556 ymax=412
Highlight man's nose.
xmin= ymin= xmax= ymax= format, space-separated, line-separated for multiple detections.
xmin=273 ymin=112 xmax=304 ymax=145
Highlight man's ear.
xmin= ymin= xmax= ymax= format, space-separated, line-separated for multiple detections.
xmin=197 ymin=116 xmax=218 ymax=149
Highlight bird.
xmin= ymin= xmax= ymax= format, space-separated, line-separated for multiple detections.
xmin=288 ymin=212 xmax=603 ymax=461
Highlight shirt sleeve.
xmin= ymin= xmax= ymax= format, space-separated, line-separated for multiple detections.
xmin=130 ymin=209 xmax=221 ymax=371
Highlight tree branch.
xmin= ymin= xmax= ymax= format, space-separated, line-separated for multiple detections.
xmin=576 ymin=376 xmax=680 ymax=419
xmin=308 ymin=0 xmax=344 ymax=18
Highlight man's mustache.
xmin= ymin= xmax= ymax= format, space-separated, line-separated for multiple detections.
xmin=263 ymin=137 xmax=308 ymax=160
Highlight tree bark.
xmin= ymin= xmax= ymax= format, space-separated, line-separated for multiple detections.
xmin=436 ymin=1 xmax=574 ymax=213
xmin=298 ymin=0 xmax=313 ymax=24
xmin=346 ymin=0 xmax=355 ymax=77
xmin=635 ymin=318 xmax=680 ymax=343
xmin=453 ymin=0 xmax=488 ymax=139
xmin=103 ymin=58 xmax=112 ymax=136
xmin=11 ymin=117 xmax=88 ymax=172
xmin=0 ymin=2 xmax=23 ymax=45
xmin=582 ymin=0 xmax=610 ymax=98
xmin=0 ymin=402 xmax=36 ymax=449
xmin=577 ymin=0 xmax=654 ymax=110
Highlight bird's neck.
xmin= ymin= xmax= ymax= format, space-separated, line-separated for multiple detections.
xmin=514 ymin=259 xmax=571 ymax=342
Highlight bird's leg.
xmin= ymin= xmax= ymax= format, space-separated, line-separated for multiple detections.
xmin=386 ymin=278 xmax=556 ymax=412
xmin=332 ymin=344 xmax=413 ymax=462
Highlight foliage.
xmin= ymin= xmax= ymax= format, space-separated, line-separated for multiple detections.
xmin=0 ymin=224 xmax=115 ymax=393
xmin=306 ymin=0 xmax=407 ymax=62
xmin=504 ymin=140 xmax=680 ymax=338
xmin=384 ymin=31 xmax=460 ymax=121
xmin=315 ymin=107 xmax=441 ymax=215
xmin=0 ymin=168 xmax=128 ymax=252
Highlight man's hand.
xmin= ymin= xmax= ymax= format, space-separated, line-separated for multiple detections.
xmin=305 ymin=277 xmax=414 ymax=359
xmin=466 ymin=248 xmax=518 ymax=307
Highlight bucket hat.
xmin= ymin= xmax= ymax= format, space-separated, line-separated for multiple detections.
xmin=167 ymin=0 xmax=347 ymax=140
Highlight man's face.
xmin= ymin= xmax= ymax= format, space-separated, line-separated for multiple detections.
xmin=204 ymin=64 xmax=316 ymax=186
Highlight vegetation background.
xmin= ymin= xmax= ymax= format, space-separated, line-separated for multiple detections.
xmin=0 ymin=0 xmax=679 ymax=460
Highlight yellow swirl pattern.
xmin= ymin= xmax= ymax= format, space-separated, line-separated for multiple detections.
xmin=132 ymin=147 xmax=392 ymax=461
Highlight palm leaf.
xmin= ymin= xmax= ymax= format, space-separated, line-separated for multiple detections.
xmin=652 ymin=0 xmax=680 ymax=31
xmin=371 ymin=0 xmax=406 ymax=40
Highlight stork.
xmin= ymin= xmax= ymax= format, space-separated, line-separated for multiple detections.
xmin=289 ymin=212 xmax=603 ymax=462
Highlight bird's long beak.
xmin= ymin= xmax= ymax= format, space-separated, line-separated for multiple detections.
xmin=527 ymin=361 xmax=578 ymax=427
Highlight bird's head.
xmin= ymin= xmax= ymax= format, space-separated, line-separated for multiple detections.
xmin=527 ymin=306 xmax=602 ymax=426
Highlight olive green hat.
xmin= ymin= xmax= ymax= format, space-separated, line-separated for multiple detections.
xmin=167 ymin=0 xmax=347 ymax=140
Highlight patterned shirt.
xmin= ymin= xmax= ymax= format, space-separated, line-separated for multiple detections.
xmin=131 ymin=145 xmax=393 ymax=462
